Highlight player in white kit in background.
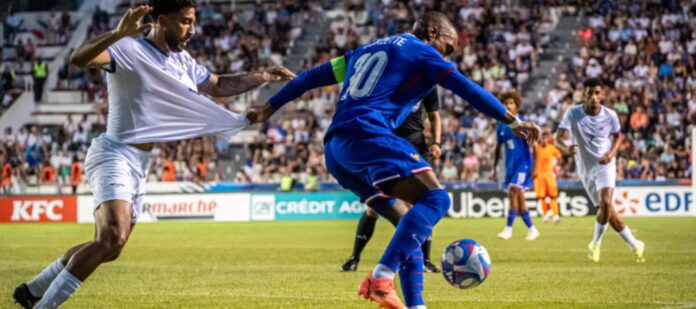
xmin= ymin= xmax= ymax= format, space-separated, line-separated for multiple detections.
xmin=11 ymin=1 xmax=295 ymax=308
xmin=555 ymin=78 xmax=645 ymax=263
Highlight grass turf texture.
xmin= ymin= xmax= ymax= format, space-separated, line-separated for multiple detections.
xmin=2 ymin=217 xmax=695 ymax=308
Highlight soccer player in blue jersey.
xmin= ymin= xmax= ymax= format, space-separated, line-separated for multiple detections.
xmin=247 ymin=12 xmax=540 ymax=309
xmin=492 ymin=91 xmax=540 ymax=241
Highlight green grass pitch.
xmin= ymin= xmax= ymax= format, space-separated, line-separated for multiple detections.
xmin=2 ymin=217 xmax=696 ymax=308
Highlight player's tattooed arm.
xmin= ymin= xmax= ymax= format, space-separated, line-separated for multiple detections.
xmin=199 ymin=67 xmax=296 ymax=98
xmin=554 ymin=129 xmax=576 ymax=155
xmin=599 ymin=133 xmax=623 ymax=165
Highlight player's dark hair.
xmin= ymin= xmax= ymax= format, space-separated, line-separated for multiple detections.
xmin=412 ymin=12 xmax=454 ymax=40
xmin=499 ymin=91 xmax=521 ymax=108
xmin=583 ymin=77 xmax=603 ymax=88
xmin=149 ymin=0 xmax=196 ymax=18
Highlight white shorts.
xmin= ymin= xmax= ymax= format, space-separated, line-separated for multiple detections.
xmin=580 ymin=164 xmax=616 ymax=206
xmin=84 ymin=134 xmax=151 ymax=223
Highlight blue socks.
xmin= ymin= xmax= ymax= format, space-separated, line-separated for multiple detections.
xmin=399 ymin=249 xmax=424 ymax=307
xmin=506 ymin=209 xmax=518 ymax=227
xmin=377 ymin=189 xmax=450 ymax=272
xmin=520 ymin=211 xmax=534 ymax=228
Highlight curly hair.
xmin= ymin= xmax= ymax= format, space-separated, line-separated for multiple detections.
xmin=499 ymin=91 xmax=521 ymax=109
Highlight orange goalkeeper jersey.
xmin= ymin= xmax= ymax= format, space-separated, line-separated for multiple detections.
xmin=535 ymin=143 xmax=562 ymax=177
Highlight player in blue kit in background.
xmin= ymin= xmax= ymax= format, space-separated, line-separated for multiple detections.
xmin=492 ymin=91 xmax=540 ymax=241
xmin=247 ymin=12 xmax=540 ymax=309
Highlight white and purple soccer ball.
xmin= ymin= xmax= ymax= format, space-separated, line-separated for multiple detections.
xmin=441 ymin=239 xmax=491 ymax=289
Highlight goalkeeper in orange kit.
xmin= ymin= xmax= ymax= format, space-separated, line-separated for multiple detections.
xmin=533 ymin=128 xmax=563 ymax=223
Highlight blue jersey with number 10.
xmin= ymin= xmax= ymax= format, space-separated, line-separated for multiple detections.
xmin=325 ymin=34 xmax=455 ymax=140
xmin=268 ymin=33 xmax=508 ymax=137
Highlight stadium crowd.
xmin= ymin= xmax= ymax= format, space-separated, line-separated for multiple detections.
xmin=2 ymin=0 xmax=694 ymax=191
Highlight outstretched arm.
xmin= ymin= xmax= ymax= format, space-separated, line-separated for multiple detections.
xmin=419 ymin=45 xmax=539 ymax=144
xmin=438 ymin=70 xmax=540 ymax=145
xmin=198 ymin=67 xmax=296 ymax=98
xmin=246 ymin=58 xmax=342 ymax=123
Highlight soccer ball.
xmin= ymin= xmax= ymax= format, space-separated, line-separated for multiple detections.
xmin=441 ymin=239 xmax=491 ymax=289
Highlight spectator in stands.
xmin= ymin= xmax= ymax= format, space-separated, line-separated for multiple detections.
xmin=2 ymin=127 xmax=14 ymax=146
xmin=630 ymin=105 xmax=649 ymax=133
xmin=305 ymin=166 xmax=319 ymax=191
xmin=58 ymin=10 xmax=71 ymax=44
xmin=23 ymin=38 xmax=37 ymax=61
xmin=70 ymin=156 xmax=81 ymax=194
xmin=40 ymin=158 xmax=55 ymax=184
xmin=46 ymin=10 xmax=62 ymax=44
xmin=32 ymin=57 xmax=48 ymax=103
xmin=440 ymin=159 xmax=459 ymax=181
xmin=1 ymin=64 xmax=16 ymax=93
xmin=71 ymin=124 xmax=88 ymax=150
xmin=280 ymin=167 xmax=295 ymax=192
xmin=4 ymin=8 xmax=23 ymax=44
xmin=161 ymin=154 xmax=176 ymax=182
xmin=192 ymin=156 xmax=208 ymax=182
xmin=1 ymin=151 xmax=13 ymax=193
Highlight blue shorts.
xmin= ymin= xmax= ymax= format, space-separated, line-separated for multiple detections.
xmin=324 ymin=131 xmax=432 ymax=204
xmin=504 ymin=166 xmax=532 ymax=191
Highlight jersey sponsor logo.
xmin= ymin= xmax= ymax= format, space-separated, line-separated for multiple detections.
xmin=0 ymin=196 xmax=77 ymax=223
xmin=410 ymin=153 xmax=421 ymax=161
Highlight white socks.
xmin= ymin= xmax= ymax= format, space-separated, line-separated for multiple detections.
xmin=372 ymin=263 xmax=396 ymax=280
xmin=27 ymin=258 xmax=65 ymax=297
xmin=618 ymin=227 xmax=639 ymax=249
xmin=34 ymin=269 xmax=82 ymax=309
xmin=409 ymin=306 xmax=427 ymax=309
xmin=592 ymin=222 xmax=608 ymax=245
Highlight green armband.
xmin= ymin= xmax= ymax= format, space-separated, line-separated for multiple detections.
xmin=330 ymin=56 xmax=346 ymax=83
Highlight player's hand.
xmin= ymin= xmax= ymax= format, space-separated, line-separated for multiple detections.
xmin=512 ymin=121 xmax=541 ymax=146
xmin=113 ymin=5 xmax=152 ymax=38
xmin=245 ymin=103 xmax=276 ymax=124
xmin=568 ymin=145 xmax=578 ymax=155
xmin=262 ymin=66 xmax=296 ymax=82
xmin=430 ymin=144 xmax=441 ymax=159
xmin=599 ymin=151 xmax=615 ymax=165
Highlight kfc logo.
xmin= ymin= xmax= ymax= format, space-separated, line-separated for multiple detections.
xmin=1 ymin=197 xmax=77 ymax=223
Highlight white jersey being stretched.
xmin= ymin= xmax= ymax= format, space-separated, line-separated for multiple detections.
xmin=104 ymin=36 xmax=248 ymax=144
xmin=558 ymin=104 xmax=620 ymax=175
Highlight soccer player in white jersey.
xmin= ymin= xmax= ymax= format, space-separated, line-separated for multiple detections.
xmin=555 ymin=78 xmax=645 ymax=263
xmin=11 ymin=1 xmax=295 ymax=308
